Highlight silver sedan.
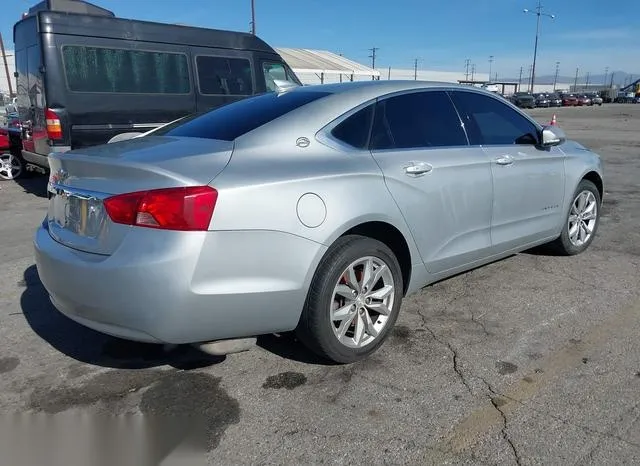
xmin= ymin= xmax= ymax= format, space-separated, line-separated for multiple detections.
xmin=34 ymin=81 xmax=604 ymax=363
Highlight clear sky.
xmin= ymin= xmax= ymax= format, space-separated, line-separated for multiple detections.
xmin=1 ymin=0 xmax=638 ymax=78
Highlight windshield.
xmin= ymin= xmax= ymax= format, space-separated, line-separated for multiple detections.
xmin=153 ymin=90 xmax=331 ymax=141
xmin=263 ymin=62 xmax=302 ymax=91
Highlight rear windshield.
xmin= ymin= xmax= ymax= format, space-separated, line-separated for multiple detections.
xmin=154 ymin=90 xmax=332 ymax=141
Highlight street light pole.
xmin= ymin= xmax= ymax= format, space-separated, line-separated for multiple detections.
xmin=524 ymin=1 xmax=555 ymax=93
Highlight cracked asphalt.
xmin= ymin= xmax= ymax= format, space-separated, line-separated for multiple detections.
xmin=1 ymin=104 xmax=639 ymax=465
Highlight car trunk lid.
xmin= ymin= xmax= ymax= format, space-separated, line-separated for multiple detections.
xmin=46 ymin=135 xmax=233 ymax=255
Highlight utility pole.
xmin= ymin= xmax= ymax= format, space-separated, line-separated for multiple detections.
xmin=464 ymin=58 xmax=470 ymax=80
xmin=524 ymin=1 xmax=556 ymax=93
xmin=250 ymin=0 xmax=256 ymax=35
xmin=368 ymin=47 xmax=379 ymax=80
xmin=610 ymin=72 xmax=615 ymax=88
xmin=585 ymin=71 xmax=590 ymax=87
xmin=574 ymin=67 xmax=579 ymax=90
xmin=489 ymin=55 xmax=494 ymax=82
xmin=471 ymin=64 xmax=476 ymax=82
xmin=518 ymin=66 xmax=523 ymax=91
xmin=388 ymin=66 xmax=391 ymax=80
xmin=0 ymin=32 xmax=13 ymax=98
xmin=553 ymin=61 xmax=560 ymax=91
xmin=603 ymin=66 xmax=609 ymax=86
xmin=414 ymin=58 xmax=418 ymax=80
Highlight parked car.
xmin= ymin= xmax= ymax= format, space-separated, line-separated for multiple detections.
xmin=0 ymin=112 xmax=27 ymax=180
xmin=13 ymin=0 xmax=301 ymax=178
xmin=576 ymin=95 xmax=592 ymax=106
xmin=534 ymin=93 xmax=551 ymax=107
xmin=510 ymin=92 xmax=536 ymax=108
xmin=561 ymin=94 xmax=578 ymax=106
xmin=547 ymin=93 xmax=563 ymax=107
xmin=34 ymin=81 xmax=604 ymax=364
xmin=587 ymin=93 xmax=603 ymax=106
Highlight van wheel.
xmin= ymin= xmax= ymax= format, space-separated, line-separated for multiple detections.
xmin=296 ymin=235 xmax=404 ymax=364
xmin=0 ymin=152 xmax=24 ymax=180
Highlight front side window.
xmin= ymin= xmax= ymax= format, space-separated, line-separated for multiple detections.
xmin=263 ymin=62 xmax=300 ymax=92
xmin=369 ymin=90 xmax=468 ymax=150
xmin=62 ymin=45 xmax=190 ymax=94
xmin=449 ymin=90 xmax=540 ymax=146
xmin=196 ymin=56 xmax=253 ymax=96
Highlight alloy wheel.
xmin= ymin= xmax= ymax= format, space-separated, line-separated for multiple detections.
xmin=568 ymin=190 xmax=598 ymax=247
xmin=0 ymin=153 xmax=23 ymax=180
xmin=329 ymin=256 xmax=395 ymax=348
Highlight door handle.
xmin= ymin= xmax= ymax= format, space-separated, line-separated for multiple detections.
xmin=404 ymin=162 xmax=433 ymax=176
xmin=494 ymin=155 xmax=514 ymax=165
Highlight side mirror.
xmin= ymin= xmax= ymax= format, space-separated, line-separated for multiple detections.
xmin=273 ymin=79 xmax=299 ymax=93
xmin=541 ymin=125 xmax=566 ymax=147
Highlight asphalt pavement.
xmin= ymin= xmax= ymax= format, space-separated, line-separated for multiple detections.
xmin=0 ymin=104 xmax=639 ymax=465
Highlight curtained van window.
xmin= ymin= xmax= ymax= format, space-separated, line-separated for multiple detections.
xmin=62 ymin=45 xmax=191 ymax=94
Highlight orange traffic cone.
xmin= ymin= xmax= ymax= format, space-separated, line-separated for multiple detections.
xmin=550 ymin=114 xmax=557 ymax=126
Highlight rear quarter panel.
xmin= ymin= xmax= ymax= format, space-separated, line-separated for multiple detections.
xmin=207 ymin=140 xmax=423 ymax=268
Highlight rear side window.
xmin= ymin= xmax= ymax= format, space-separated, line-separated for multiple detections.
xmin=196 ymin=56 xmax=253 ymax=96
xmin=330 ymin=104 xmax=375 ymax=149
xmin=449 ymin=91 xmax=540 ymax=146
xmin=154 ymin=90 xmax=332 ymax=141
xmin=62 ymin=46 xmax=190 ymax=94
xmin=370 ymin=90 xmax=468 ymax=150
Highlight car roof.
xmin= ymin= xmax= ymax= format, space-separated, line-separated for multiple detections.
xmin=288 ymin=79 xmax=477 ymax=100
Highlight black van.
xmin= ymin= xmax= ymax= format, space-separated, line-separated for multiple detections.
xmin=13 ymin=0 xmax=301 ymax=174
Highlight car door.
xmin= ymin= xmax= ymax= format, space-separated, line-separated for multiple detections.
xmin=449 ymin=89 xmax=566 ymax=251
xmin=368 ymin=89 xmax=493 ymax=274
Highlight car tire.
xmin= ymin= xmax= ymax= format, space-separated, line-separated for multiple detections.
xmin=549 ymin=179 xmax=601 ymax=255
xmin=296 ymin=234 xmax=404 ymax=364
xmin=0 ymin=151 xmax=25 ymax=181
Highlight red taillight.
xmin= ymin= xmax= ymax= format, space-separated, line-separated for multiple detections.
xmin=45 ymin=108 xmax=62 ymax=140
xmin=104 ymin=186 xmax=218 ymax=231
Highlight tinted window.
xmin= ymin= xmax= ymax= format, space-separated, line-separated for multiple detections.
xmin=154 ymin=90 xmax=331 ymax=141
xmin=369 ymin=91 xmax=467 ymax=150
xmin=449 ymin=91 xmax=540 ymax=146
xmin=331 ymin=104 xmax=374 ymax=149
xmin=196 ymin=56 xmax=253 ymax=96
xmin=62 ymin=46 xmax=190 ymax=94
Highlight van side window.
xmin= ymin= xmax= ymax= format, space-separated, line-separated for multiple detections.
xmin=196 ymin=56 xmax=253 ymax=96
xmin=62 ymin=46 xmax=190 ymax=94
xmin=263 ymin=62 xmax=299 ymax=91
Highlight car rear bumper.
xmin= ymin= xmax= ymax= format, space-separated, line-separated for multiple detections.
xmin=34 ymin=222 xmax=327 ymax=344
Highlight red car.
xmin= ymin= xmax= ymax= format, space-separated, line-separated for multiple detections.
xmin=0 ymin=128 xmax=9 ymax=151
xmin=576 ymin=95 xmax=592 ymax=106
xmin=561 ymin=94 xmax=578 ymax=106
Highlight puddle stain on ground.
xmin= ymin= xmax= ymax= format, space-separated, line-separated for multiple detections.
xmin=27 ymin=370 xmax=240 ymax=451
xmin=262 ymin=371 xmax=307 ymax=390
xmin=0 ymin=357 xmax=20 ymax=374
xmin=495 ymin=361 xmax=518 ymax=375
